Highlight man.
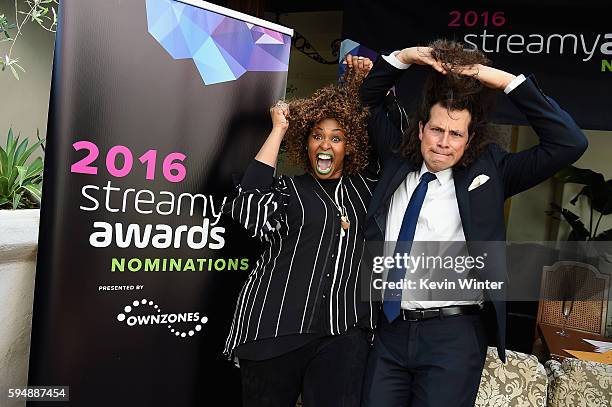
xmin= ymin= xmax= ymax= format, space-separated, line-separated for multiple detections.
xmin=354 ymin=42 xmax=587 ymax=406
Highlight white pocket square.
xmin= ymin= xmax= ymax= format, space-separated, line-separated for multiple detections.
xmin=468 ymin=174 xmax=490 ymax=191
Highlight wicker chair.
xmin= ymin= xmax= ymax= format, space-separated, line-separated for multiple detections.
xmin=536 ymin=261 xmax=610 ymax=335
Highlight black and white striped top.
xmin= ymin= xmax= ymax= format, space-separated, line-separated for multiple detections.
xmin=223 ymin=159 xmax=379 ymax=358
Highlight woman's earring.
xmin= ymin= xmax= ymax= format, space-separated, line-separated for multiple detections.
xmin=305 ymin=146 xmax=308 ymax=151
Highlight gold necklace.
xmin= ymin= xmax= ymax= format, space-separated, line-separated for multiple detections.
xmin=314 ymin=177 xmax=350 ymax=236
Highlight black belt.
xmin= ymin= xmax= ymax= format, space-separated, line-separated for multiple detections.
xmin=400 ymin=305 xmax=482 ymax=321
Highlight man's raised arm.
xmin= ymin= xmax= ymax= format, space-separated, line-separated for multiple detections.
xmin=359 ymin=47 xmax=447 ymax=162
xmin=454 ymin=63 xmax=588 ymax=198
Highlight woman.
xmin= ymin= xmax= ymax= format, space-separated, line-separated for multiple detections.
xmin=223 ymin=58 xmax=376 ymax=407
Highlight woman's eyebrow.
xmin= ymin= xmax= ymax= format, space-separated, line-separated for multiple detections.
xmin=312 ymin=127 xmax=343 ymax=132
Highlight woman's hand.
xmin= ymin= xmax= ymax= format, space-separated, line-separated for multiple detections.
xmin=344 ymin=54 xmax=374 ymax=76
xmin=450 ymin=64 xmax=516 ymax=91
xmin=256 ymin=101 xmax=289 ymax=167
xmin=270 ymin=101 xmax=289 ymax=133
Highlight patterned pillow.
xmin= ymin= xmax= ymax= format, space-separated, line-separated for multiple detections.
xmin=476 ymin=347 xmax=548 ymax=407
xmin=546 ymin=358 xmax=612 ymax=407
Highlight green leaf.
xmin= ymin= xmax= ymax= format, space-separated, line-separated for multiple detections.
xmin=15 ymin=165 xmax=27 ymax=188
xmin=555 ymin=166 xmax=605 ymax=186
xmin=5 ymin=131 xmax=18 ymax=171
xmin=16 ymin=138 xmax=43 ymax=167
xmin=12 ymin=191 xmax=22 ymax=209
xmin=6 ymin=128 xmax=14 ymax=151
xmin=14 ymin=62 xmax=25 ymax=73
xmin=0 ymin=146 xmax=8 ymax=176
xmin=9 ymin=64 xmax=20 ymax=80
xmin=25 ymin=157 xmax=44 ymax=179
xmin=23 ymin=183 xmax=42 ymax=203
xmin=568 ymin=181 xmax=612 ymax=216
xmin=13 ymin=137 xmax=29 ymax=164
xmin=555 ymin=165 xmax=612 ymax=214
xmin=5 ymin=164 xmax=16 ymax=191
xmin=593 ymin=228 xmax=612 ymax=241
xmin=36 ymin=130 xmax=45 ymax=152
xmin=7 ymin=160 xmax=23 ymax=192
xmin=548 ymin=203 xmax=590 ymax=240
xmin=0 ymin=175 xmax=9 ymax=196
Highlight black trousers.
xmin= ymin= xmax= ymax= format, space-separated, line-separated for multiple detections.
xmin=240 ymin=328 xmax=370 ymax=407
xmin=362 ymin=314 xmax=488 ymax=407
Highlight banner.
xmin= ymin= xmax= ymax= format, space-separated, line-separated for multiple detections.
xmin=343 ymin=0 xmax=611 ymax=130
xmin=29 ymin=0 xmax=292 ymax=405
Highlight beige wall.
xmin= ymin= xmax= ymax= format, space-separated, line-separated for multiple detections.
xmin=0 ymin=0 xmax=55 ymax=149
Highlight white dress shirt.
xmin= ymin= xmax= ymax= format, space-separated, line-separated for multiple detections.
xmin=385 ymin=162 xmax=480 ymax=309
xmin=381 ymin=52 xmax=524 ymax=310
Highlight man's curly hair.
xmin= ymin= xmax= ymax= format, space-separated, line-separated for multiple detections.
xmin=284 ymin=69 xmax=370 ymax=176
xmin=398 ymin=39 xmax=499 ymax=167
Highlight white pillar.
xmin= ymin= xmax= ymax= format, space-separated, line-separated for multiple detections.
xmin=0 ymin=209 xmax=40 ymax=407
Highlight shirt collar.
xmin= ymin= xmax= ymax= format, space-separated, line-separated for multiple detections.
xmin=418 ymin=162 xmax=453 ymax=186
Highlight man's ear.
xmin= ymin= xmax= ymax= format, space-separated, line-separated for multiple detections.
xmin=418 ymin=121 xmax=424 ymax=142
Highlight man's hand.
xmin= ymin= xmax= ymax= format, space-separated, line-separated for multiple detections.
xmin=344 ymin=54 xmax=374 ymax=76
xmin=452 ymin=64 xmax=517 ymax=91
xmin=396 ymin=47 xmax=447 ymax=74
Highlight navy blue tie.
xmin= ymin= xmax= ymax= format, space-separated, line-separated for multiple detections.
xmin=383 ymin=171 xmax=437 ymax=322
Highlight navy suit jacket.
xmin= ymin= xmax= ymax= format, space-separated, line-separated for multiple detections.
xmin=360 ymin=57 xmax=588 ymax=362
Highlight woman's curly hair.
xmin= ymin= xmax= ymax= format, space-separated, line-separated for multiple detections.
xmin=398 ymin=39 xmax=499 ymax=167
xmin=284 ymin=69 xmax=370 ymax=176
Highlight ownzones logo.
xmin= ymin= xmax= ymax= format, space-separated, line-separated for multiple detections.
xmin=116 ymin=298 xmax=208 ymax=338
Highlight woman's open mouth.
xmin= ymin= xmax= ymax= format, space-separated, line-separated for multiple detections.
xmin=316 ymin=152 xmax=333 ymax=174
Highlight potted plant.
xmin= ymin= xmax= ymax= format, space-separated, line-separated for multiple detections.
xmin=0 ymin=128 xmax=44 ymax=208
xmin=546 ymin=165 xmax=612 ymax=337
xmin=548 ymin=165 xmax=612 ymax=241
xmin=0 ymin=127 xmax=44 ymax=396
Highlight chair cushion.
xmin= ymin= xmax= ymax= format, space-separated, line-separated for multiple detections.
xmin=476 ymin=346 xmax=548 ymax=406
xmin=546 ymin=358 xmax=612 ymax=407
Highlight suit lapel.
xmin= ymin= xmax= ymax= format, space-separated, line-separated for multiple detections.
xmin=373 ymin=160 xmax=416 ymax=237
xmin=453 ymin=166 xmax=472 ymax=241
